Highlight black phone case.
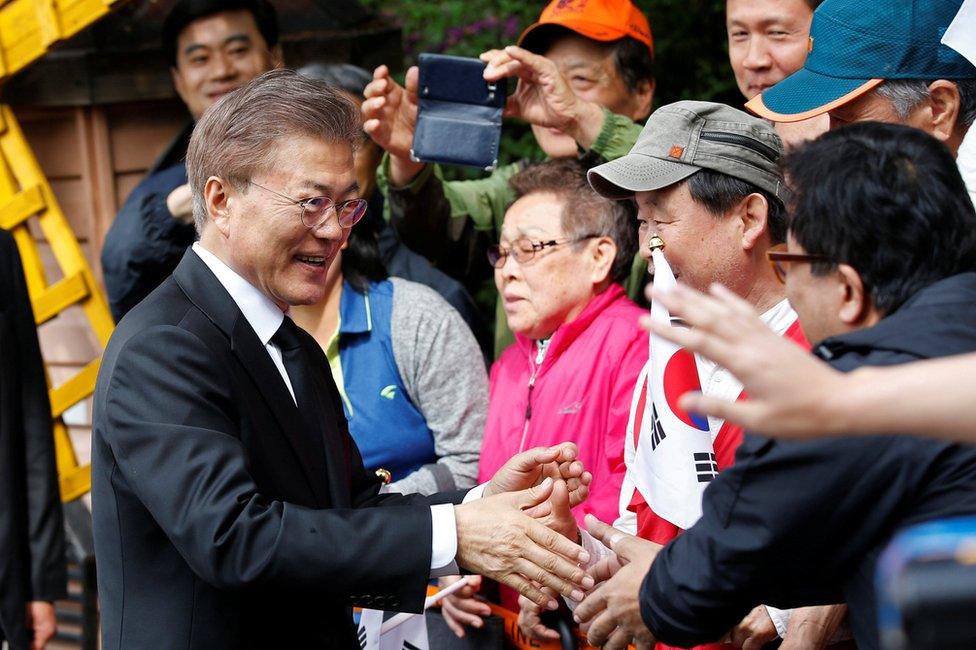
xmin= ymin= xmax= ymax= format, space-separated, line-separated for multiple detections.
xmin=411 ymin=53 xmax=507 ymax=171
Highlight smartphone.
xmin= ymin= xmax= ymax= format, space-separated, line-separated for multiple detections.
xmin=411 ymin=53 xmax=508 ymax=171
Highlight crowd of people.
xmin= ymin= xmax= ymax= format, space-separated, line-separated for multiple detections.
xmin=3 ymin=0 xmax=976 ymax=649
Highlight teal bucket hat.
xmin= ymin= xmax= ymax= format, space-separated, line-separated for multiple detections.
xmin=748 ymin=0 xmax=976 ymax=122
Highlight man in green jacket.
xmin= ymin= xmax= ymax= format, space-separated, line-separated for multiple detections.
xmin=363 ymin=0 xmax=655 ymax=356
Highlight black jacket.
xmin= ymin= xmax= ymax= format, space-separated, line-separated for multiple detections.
xmin=640 ymin=273 xmax=976 ymax=650
xmin=92 ymin=250 xmax=465 ymax=649
xmin=0 ymin=229 xmax=66 ymax=648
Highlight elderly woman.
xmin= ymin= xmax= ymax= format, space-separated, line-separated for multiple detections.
xmin=437 ymin=158 xmax=647 ymax=637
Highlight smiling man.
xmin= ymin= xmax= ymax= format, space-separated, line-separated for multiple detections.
xmin=91 ymin=69 xmax=598 ymax=650
xmin=100 ymin=0 xmax=281 ymax=322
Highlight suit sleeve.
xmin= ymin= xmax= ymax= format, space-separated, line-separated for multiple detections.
xmin=5 ymin=235 xmax=67 ymax=602
xmin=640 ymin=434 xmax=916 ymax=646
xmin=102 ymin=325 xmax=440 ymax=611
xmin=101 ymin=177 xmax=196 ymax=322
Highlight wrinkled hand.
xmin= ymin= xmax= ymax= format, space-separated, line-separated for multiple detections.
xmin=438 ymin=575 xmax=492 ymax=638
xmin=518 ymin=586 xmax=561 ymax=642
xmin=725 ymin=606 xmax=778 ymax=650
xmin=27 ymin=601 xmax=56 ymax=650
xmin=575 ymin=515 xmax=659 ymax=650
xmin=480 ymin=46 xmax=604 ymax=145
xmin=529 ymin=478 xmax=580 ymax=542
xmin=455 ymin=478 xmax=593 ymax=609
xmin=645 ymin=282 xmax=846 ymax=438
xmin=485 ymin=442 xmax=591 ymax=510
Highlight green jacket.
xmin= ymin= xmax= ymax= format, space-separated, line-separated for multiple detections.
xmin=378 ymin=108 xmax=648 ymax=357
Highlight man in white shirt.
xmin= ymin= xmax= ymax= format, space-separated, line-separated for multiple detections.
xmin=90 ymin=68 xmax=593 ymax=650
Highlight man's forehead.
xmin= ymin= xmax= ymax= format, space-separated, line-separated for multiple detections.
xmin=178 ymin=9 xmax=263 ymax=48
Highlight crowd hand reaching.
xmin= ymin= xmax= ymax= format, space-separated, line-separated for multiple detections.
xmin=362 ymin=65 xmax=425 ymax=184
xmin=518 ymin=585 xmax=562 ymax=642
xmin=575 ymin=515 xmax=660 ymax=650
xmin=723 ymin=606 xmax=778 ymax=650
xmin=646 ymin=282 xmax=848 ymax=439
xmin=455 ymin=478 xmax=594 ymax=610
xmin=481 ymin=45 xmax=605 ymax=148
xmin=484 ymin=442 xmax=592 ymax=507
xmin=438 ymin=575 xmax=492 ymax=638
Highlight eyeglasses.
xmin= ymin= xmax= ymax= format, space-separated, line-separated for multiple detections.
xmin=247 ymin=180 xmax=368 ymax=230
xmin=487 ymin=235 xmax=599 ymax=268
xmin=767 ymin=244 xmax=830 ymax=283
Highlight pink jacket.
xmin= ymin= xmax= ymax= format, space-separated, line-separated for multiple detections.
xmin=478 ymin=284 xmax=648 ymax=525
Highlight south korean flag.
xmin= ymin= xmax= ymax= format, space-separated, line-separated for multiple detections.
xmin=631 ymin=247 xmax=716 ymax=529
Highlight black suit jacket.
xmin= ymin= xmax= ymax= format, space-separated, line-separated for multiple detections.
xmin=0 ymin=229 xmax=66 ymax=649
xmin=92 ymin=250 xmax=464 ymax=650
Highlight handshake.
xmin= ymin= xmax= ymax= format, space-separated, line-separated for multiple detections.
xmin=449 ymin=442 xmax=660 ymax=650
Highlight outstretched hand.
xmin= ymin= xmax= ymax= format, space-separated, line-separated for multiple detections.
xmin=455 ymin=478 xmax=594 ymax=609
xmin=645 ymin=282 xmax=845 ymax=439
xmin=362 ymin=65 xmax=425 ymax=184
xmin=575 ymin=515 xmax=659 ymax=650
xmin=486 ymin=442 xmax=592 ymax=508
xmin=480 ymin=45 xmax=605 ymax=148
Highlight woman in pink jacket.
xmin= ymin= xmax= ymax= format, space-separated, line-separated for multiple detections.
xmin=438 ymin=158 xmax=648 ymax=637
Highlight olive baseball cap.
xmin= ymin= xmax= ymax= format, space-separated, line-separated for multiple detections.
xmin=588 ymin=101 xmax=787 ymax=202
xmin=747 ymin=0 xmax=976 ymax=122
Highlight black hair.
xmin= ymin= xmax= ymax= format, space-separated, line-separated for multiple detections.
xmin=521 ymin=25 xmax=654 ymax=95
xmin=297 ymin=63 xmax=373 ymax=98
xmin=783 ymin=121 xmax=976 ymax=314
xmin=686 ymin=169 xmax=788 ymax=244
xmin=805 ymin=0 xmax=826 ymax=8
xmin=163 ymin=0 xmax=279 ymax=66
xmin=341 ymin=210 xmax=389 ymax=293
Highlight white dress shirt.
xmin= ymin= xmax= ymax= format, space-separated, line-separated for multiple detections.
xmin=191 ymin=243 xmax=462 ymax=573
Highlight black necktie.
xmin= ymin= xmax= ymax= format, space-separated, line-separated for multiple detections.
xmin=271 ymin=316 xmax=313 ymax=410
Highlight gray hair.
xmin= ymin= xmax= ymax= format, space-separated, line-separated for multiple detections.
xmin=875 ymin=78 xmax=976 ymax=130
xmin=186 ymin=68 xmax=363 ymax=234
xmin=509 ymin=158 xmax=638 ymax=285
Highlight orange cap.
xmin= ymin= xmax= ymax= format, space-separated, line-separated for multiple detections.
xmin=518 ymin=0 xmax=654 ymax=60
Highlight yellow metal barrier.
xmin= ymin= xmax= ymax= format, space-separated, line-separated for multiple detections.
xmin=0 ymin=105 xmax=115 ymax=501
xmin=0 ymin=0 xmax=128 ymax=502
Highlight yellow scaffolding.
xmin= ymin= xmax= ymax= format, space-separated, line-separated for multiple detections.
xmin=0 ymin=0 xmax=127 ymax=501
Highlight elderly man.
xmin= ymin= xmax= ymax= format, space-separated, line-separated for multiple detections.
xmin=363 ymin=0 xmax=655 ymax=355
xmin=91 ymin=70 xmax=595 ymax=650
xmin=101 ymin=0 xmax=281 ymax=322
xmin=520 ymin=102 xmax=843 ymax=650
xmin=572 ymin=122 xmax=976 ymax=650
xmin=746 ymin=0 xmax=976 ymax=199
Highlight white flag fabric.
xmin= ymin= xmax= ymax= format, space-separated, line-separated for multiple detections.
xmin=942 ymin=0 xmax=976 ymax=67
xmin=631 ymin=248 xmax=716 ymax=529
xmin=357 ymin=608 xmax=429 ymax=650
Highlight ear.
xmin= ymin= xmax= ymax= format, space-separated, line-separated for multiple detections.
xmin=736 ymin=192 xmax=769 ymax=252
xmin=836 ymin=264 xmax=870 ymax=326
xmin=916 ymin=80 xmax=962 ymax=146
xmin=589 ymin=236 xmax=618 ymax=286
xmin=632 ymin=78 xmax=655 ymax=121
xmin=204 ymin=176 xmax=234 ymax=238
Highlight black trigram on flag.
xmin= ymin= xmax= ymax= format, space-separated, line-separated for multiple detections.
xmin=694 ymin=452 xmax=718 ymax=483
xmin=358 ymin=625 xmax=368 ymax=649
xmin=650 ymin=404 xmax=667 ymax=450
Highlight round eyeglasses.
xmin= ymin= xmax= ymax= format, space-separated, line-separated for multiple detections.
xmin=248 ymin=180 xmax=368 ymax=229
xmin=486 ymin=234 xmax=599 ymax=268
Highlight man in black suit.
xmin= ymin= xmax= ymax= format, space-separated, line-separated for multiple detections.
xmin=0 ymin=229 xmax=66 ymax=650
xmin=91 ymin=69 xmax=593 ymax=650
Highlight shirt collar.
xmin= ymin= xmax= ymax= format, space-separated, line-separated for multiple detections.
xmin=192 ymin=242 xmax=285 ymax=345
xmin=338 ymin=281 xmax=373 ymax=334
xmin=760 ymin=298 xmax=797 ymax=335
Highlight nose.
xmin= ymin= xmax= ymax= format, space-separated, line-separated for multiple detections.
xmin=210 ymin=52 xmax=238 ymax=80
xmin=742 ymin=37 xmax=771 ymax=70
xmin=310 ymin=212 xmax=344 ymax=241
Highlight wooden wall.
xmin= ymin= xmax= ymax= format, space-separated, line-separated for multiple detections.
xmin=15 ymin=99 xmax=189 ymax=468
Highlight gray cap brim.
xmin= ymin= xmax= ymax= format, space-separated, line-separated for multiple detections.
xmin=588 ymin=153 xmax=700 ymax=200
